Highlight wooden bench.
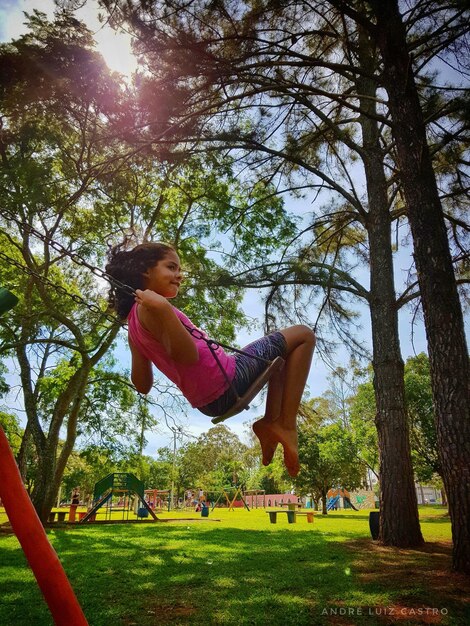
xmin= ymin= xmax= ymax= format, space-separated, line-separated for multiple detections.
xmin=267 ymin=510 xmax=314 ymax=524
xmin=47 ymin=511 xmax=67 ymax=522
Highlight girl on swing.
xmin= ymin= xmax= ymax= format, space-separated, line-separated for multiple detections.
xmin=106 ymin=242 xmax=315 ymax=477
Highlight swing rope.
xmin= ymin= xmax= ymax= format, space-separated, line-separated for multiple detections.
xmin=0 ymin=249 xmax=118 ymax=326
xmin=0 ymin=208 xmax=284 ymax=418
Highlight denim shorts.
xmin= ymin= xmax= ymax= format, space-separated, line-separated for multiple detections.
xmin=198 ymin=331 xmax=287 ymax=417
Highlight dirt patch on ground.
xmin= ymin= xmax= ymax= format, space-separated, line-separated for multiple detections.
xmin=341 ymin=539 xmax=470 ymax=624
xmin=121 ymin=602 xmax=198 ymax=625
xmin=144 ymin=602 xmax=198 ymax=624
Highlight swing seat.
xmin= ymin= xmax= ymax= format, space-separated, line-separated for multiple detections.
xmin=211 ymin=356 xmax=285 ymax=424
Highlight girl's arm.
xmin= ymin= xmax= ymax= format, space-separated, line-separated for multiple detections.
xmin=135 ymin=289 xmax=199 ymax=365
xmin=129 ymin=337 xmax=154 ymax=394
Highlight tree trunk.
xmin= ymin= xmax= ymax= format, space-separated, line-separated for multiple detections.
xmin=32 ymin=443 xmax=58 ymax=522
xmin=372 ymin=0 xmax=470 ymax=573
xmin=441 ymin=487 xmax=448 ymax=508
xmin=356 ymin=28 xmax=423 ymax=547
xmin=24 ymin=325 xmax=118 ymax=523
xmin=28 ymin=364 xmax=90 ymax=522
xmin=16 ymin=420 xmax=33 ymax=479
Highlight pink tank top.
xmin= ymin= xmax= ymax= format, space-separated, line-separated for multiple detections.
xmin=127 ymin=303 xmax=236 ymax=408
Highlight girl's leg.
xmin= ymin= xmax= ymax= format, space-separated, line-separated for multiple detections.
xmin=252 ymin=325 xmax=316 ymax=476
xmin=252 ymin=369 xmax=284 ymax=466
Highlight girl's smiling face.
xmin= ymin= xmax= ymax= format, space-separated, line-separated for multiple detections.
xmin=142 ymin=251 xmax=182 ymax=298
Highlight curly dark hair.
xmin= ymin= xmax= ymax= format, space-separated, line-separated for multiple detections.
xmin=105 ymin=241 xmax=175 ymax=320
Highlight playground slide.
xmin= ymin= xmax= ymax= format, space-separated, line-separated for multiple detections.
xmin=343 ymin=496 xmax=359 ymax=511
xmin=80 ymin=490 xmax=113 ymax=523
xmin=327 ymin=495 xmax=340 ymax=511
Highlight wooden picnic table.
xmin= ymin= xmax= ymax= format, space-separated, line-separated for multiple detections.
xmin=267 ymin=510 xmax=314 ymax=524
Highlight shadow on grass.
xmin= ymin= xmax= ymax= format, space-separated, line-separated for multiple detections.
xmin=2 ymin=524 xmax=353 ymax=625
xmin=343 ymin=539 xmax=470 ymax=626
xmin=416 ymin=516 xmax=452 ymax=524
xmin=1 ymin=522 xmax=469 ymax=626
xmin=323 ymin=512 xmax=452 ymax=526
xmin=318 ymin=513 xmax=372 ymax=522
xmin=0 ymin=538 xmax=54 ymax=625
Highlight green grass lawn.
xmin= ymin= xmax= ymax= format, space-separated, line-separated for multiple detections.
xmin=1 ymin=506 xmax=469 ymax=625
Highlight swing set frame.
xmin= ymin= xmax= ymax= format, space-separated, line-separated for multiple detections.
xmin=210 ymin=485 xmax=250 ymax=512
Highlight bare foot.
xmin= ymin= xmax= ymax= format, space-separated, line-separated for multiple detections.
xmin=279 ymin=429 xmax=300 ymax=477
xmin=252 ymin=417 xmax=279 ymax=466
xmin=282 ymin=444 xmax=300 ymax=477
xmin=253 ymin=418 xmax=300 ymax=477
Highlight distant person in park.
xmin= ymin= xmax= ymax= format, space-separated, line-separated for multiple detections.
xmin=106 ymin=241 xmax=315 ymax=476
xmin=71 ymin=488 xmax=80 ymax=505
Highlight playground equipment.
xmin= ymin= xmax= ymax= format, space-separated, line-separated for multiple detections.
xmin=0 ymin=427 xmax=88 ymax=625
xmin=326 ymin=488 xmax=360 ymax=511
xmin=210 ymin=356 xmax=285 ymax=423
xmin=0 ymin=287 xmax=88 ymax=623
xmin=210 ymin=485 xmax=250 ymax=511
xmin=80 ymin=473 xmax=158 ymax=523
xmin=343 ymin=496 xmax=358 ymax=510
xmin=0 ymin=287 xmax=18 ymax=316
xmin=243 ymin=489 xmax=266 ymax=508
xmin=144 ymin=488 xmax=170 ymax=511
xmin=327 ymin=494 xmax=341 ymax=511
